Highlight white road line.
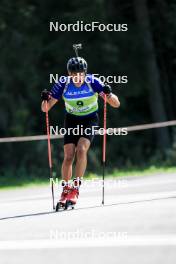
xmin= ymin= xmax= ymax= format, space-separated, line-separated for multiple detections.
xmin=0 ymin=235 xmax=176 ymax=250
xmin=0 ymin=194 xmax=50 ymax=203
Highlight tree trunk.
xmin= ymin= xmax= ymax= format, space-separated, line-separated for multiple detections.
xmin=134 ymin=0 xmax=170 ymax=150
xmin=155 ymin=0 xmax=175 ymax=120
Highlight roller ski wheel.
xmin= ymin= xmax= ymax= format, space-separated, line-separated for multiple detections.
xmin=65 ymin=200 xmax=75 ymax=210
xmin=56 ymin=184 xmax=72 ymax=212
xmin=55 ymin=202 xmax=66 ymax=212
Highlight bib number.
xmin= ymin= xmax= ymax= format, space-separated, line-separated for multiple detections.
xmin=76 ymin=100 xmax=84 ymax=107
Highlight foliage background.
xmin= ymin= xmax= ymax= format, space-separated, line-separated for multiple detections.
xmin=0 ymin=0 xmax=176 ymax=182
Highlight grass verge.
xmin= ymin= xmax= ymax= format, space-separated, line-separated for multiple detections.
xmin=0 ymin=166 xmax=176 ymax=190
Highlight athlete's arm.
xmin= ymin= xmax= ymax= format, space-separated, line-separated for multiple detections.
xmin=41 ymin=97 xmax=58 ymax=112
xmin=90 ymin=76 xmax=120 ymax=108
xmin=106 ymin=93 xmax=120 ymax=108
xmin=102 ymin=83 xmax=120 ymax=108
xmin=41 ymin=77 xmax=66 ymax=112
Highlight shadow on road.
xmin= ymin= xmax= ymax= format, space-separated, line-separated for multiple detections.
xmin=0 ymin=211 xmax=56 ymax=221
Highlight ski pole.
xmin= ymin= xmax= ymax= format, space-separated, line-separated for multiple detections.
xmin=45 ymin=101 xmax=55 ymax=210
xmin=102 ymin=93 xmax=107 ymax=205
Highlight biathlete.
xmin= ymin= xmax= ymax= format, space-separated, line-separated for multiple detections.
xmin=41 ymin=55 xmax=120 ymax=209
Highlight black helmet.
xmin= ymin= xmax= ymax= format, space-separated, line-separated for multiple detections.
xmin=67 ymin=57 xmax=87 ymax=73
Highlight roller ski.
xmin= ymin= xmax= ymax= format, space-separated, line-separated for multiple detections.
xmin=55 ymin=183 xmax=72 ymax=211
xmin=66 ymin=178 xmax=81 ymax=209
xmin=56 ymin=178 xmax=81 ymax=212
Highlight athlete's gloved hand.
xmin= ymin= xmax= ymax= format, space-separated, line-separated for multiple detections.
xmin=41 ymin=89 xmax=51 ymax=101
xmin=103 ymin=84 xmax=112 ymax=95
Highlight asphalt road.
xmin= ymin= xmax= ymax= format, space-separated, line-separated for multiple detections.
xmin=0 ymin=172 xmax=176 ymax=264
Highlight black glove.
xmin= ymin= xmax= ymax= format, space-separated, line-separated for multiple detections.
xmin=41 ymin=89 xmax=51 ymax=101
xmin=103 ymin=84 xmax=112 ymax=95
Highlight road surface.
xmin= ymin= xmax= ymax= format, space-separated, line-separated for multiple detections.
xmin=0 ymin=172 xmax=176 ymax=264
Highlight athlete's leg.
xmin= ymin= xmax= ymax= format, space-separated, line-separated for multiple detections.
xmin=66 ymin=138 xmax=90 ymax=205
xmin=75 ymin=137 xmax=91 ymax=179
xmin=62 ymin=143 xmax=76 ymax=181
